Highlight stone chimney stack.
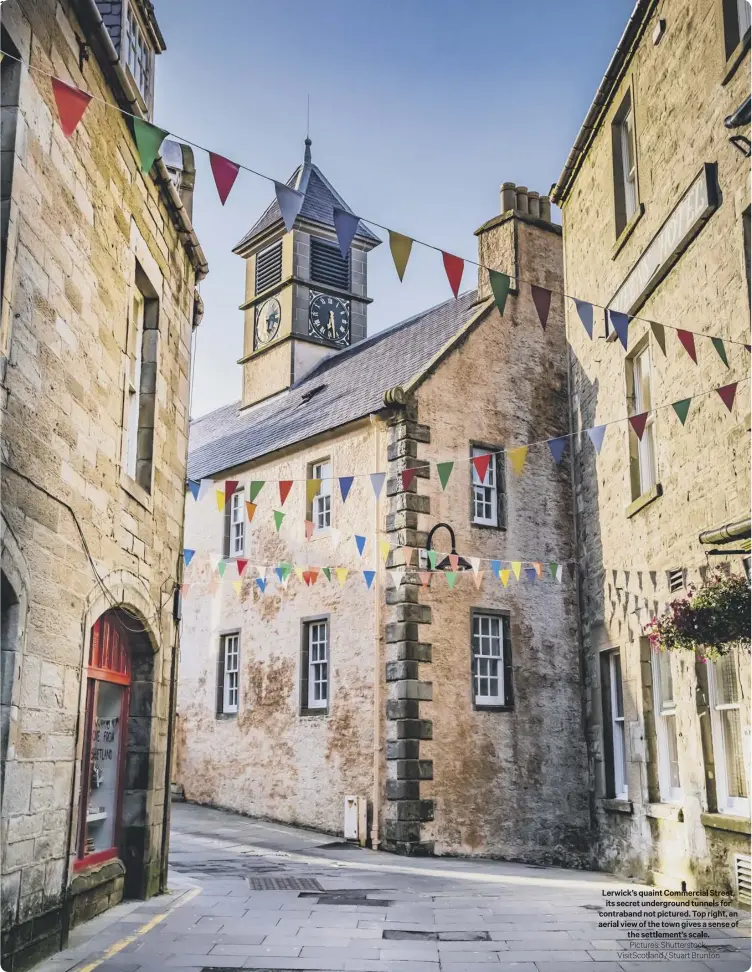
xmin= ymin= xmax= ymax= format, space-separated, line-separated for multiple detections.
xmin=475 ymin=180 xmax=561 ymax=303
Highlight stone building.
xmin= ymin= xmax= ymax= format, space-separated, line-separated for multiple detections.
xmin=1 ymin=1 xmax=206 ymax=967
xmin=550 ymin=0 xmax=750 ymax=896
xmin=177 ymin=149 xmax=590 ymax=860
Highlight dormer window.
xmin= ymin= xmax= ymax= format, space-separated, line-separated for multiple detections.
xmin=124 ymin=2 xmax=154 ymax=109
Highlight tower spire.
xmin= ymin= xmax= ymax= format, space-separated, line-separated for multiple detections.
xmin=304 ymin=137 xmax=312 ymax=165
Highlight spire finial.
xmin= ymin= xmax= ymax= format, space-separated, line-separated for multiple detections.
xmin=304 ymin=136 xmax=312 ymax=165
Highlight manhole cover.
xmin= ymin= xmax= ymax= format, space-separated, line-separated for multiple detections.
xmin=247 ymin=877 xmax=324 ymax=891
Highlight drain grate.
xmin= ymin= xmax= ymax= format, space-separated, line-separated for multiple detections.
xmin=247 ymin=876 xmax=324 ymax=891
xmin=383 ymin=929 xmax=491 ymax=942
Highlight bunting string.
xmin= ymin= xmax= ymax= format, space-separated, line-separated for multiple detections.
xmin=7 ymin=47 xmax=750 ymax=352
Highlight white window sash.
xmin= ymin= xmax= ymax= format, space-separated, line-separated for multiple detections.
xmin=708 ymin=659 xmax=750 ymax=817
xmin=738 ymin=0 xmax=752 ymax=36
xmin=610 ymin=652 xmax=628 ymax=799
xmin=651 ymin=653 xmax=682 ymax=803
xmin=230 ymin=490 xmax=245 ymax=557
xmin=223 ymin=635 xmax=239 ymax=714
xmin=473 ymin=614 xmax=504 ymax=705
xmin=633 ymin=348 xmax=657 ymax=494
xmin=621 ymin=112 xmax=637 ymax=221
xmin=307 ymin=622 xmax=329 ymax=709
xmin=311 ymin=462 xmax=332 ymax=531
xmin=471 ymin=450 xmax=497 ymax=526
xmin=124 ymin=2 xmax=151 ymax=102
xmin=126 ymin=289 xmax=144 ymax=479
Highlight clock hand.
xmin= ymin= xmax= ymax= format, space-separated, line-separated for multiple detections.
xmin=327 ymin=310 xmax=335 ymax=339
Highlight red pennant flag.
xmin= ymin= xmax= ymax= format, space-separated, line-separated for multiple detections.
xmin=471 ymin=452 xmax=492 ymax=484
xmin=418 ymin=571 xmax=432 ymax=588
xmin=279 ymin=480 xmax=293 ymax=505
xmin=236 ymin=558 xmax=248 ymax=576
xmin=303 ymin=570 xmax=313 ymax=587
xmin=531 ymin=285 xmax=552 ymax=329
xmin=442 ymin=252 xmax=464 ymax=298
xmin=304 ymin=520 xmax=315 ymax=540
xmin=745 ymin=344 xmax=751 ymax=354
xmin=209 ymin=152 xmax=240 ymax=205
xmin=629 ymin=412 xmax=649 ymax=440
xmin=224 ymin=479 xmax=239 ymax=502
xmin=401 ymin=468 xmax=417 ymax=491
xmin=677 ymin=329 xmax=697 ymax=364
xmin=717 ymin=382 xmax=738 ymax=412
xmin=52 ymin=78 xmax=92 ymax=138
xmin=449 ymin=553 xmax=459 ymax=572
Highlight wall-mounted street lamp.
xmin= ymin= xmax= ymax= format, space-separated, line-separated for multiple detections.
xmin=422 ymin=522 xmax=472 ymax=571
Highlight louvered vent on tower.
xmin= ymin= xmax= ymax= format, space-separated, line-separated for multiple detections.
xmin=255 ymin=241 xmax=282 ymax=294
xmin=311 ymin=237 xmax=350 ymax=290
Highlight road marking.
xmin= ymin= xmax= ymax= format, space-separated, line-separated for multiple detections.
xmin=73 ymin=885 xmax=201 ymax=972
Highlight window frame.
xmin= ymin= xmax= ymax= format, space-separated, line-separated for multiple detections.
xmin=307 ymin=459 xmax=332 ymax=532
xmin=720 ymin=0 xmax=751 ymax=81
xmin=470 ymin=609 xmax=513 ymax=711
xmin=470 ymin=444 xmax=505 ymax=530
xmin=300 ymin=616 xmax=330 ymax=715
xmin=216 ymin=631 xmax=240 ymax=717
xmin=627 ymin=340 xmax=658 ymax=500
xmin=122 ymin=265 xmax=159 ymax=496
xmin=223 ymin=486 xmax=245 ymax=559
xmin=651 ymin=650 xmax=682 ymax=803
xmin=611 ymin=88 xmax=641 ymax=240
xmin=601 ymin=647 xmax=628 ymax=800
xmin=125 ymin=287 xmax=145 ymax=481
xmin=707 ymin=651 xmax=750 ymax=817
xmin=122 ymin=0 xmax=155 ymax=113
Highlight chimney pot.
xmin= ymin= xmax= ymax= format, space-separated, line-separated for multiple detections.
xmin=515 ymin=186 xmax=529 ymax=215
xmin=501 ymin=181 xmax=516 ymax=213
xmin=527 ymin=191 xmax=540 ymax=219
xmin=539 ymin=195 xmax=552 ymax=222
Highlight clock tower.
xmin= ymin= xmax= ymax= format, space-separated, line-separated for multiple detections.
xmin=234 ymin=139 xmax=381 ymax=409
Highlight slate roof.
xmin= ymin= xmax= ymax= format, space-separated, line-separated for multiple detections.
xmin=188 ymin=290 xmax=481 ymax=481
xmin=234 ymin=153 xmax=380 ymax=252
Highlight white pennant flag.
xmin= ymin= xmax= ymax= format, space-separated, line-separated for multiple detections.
xmin=330 ymin=527 xmax=341 ymax=548
xmin=389 ymin=569 xmax=404 ymax=589
xmin=555 ymin=565 xmax=563 ymax=584
xmin=469 ymin=557 xmax=481 ymax=576
xmin=257 ymin=564 xmax=267 ymax=581
xmin=198 ymin=478 xmax=213 ymax=501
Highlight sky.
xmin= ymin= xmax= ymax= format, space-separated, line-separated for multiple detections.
xmin=154 ymin=0 xmax=635 ymax=419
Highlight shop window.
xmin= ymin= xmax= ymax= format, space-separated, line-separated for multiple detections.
xmin=76 ymin=614 xmax=132 ymax=870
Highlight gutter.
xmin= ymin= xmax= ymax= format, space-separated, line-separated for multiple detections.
xmin=698 ymin=517 xmax=751 ymax=546
xmin=550 ymin=0 xmax=656 ymax=206
xmin=73 ymin=0 xmax=208 ymax=281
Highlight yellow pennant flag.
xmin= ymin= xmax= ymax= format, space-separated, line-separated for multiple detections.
xmin=499 ymin=569 xmax=511 ymax=587
xmin=511 ymin=561 xmax=522 ymax=580
xmin=336 ymin=567 xmax=349 ymax=587
xmin=306 ymin=479 xmax=322 ymax=505
xmin=379 ymin=539 xmax=391 ymax=561
xmin=232 ymin=580 xmax=242 ymax=596
xmin=508 ymin=446 xmax=528 ymax=476
xmin=295 ymin=566 xmax=305 ymax=583
xmin=215 ymin=488 xmax=225 ymax=511
xmin=389 ymin=230 xmax=413 ymax=282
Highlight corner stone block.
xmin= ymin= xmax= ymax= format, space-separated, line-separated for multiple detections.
xmin=395 ymin=718 xmax=433 ymax=740
xmin=387 ymin=699 xmax=420 ymax=720
xmin=382 ymin=819 xmax=422 ymax=843
xmin=386 ymin=622 xmax=419 ymax=643
xmin=386 ymin=739 xmax=420 ymax=760
xmin=385 ymin=779 xmax=420 ymax=801
xmin=386 ymin=660 xmax=419 ymax=682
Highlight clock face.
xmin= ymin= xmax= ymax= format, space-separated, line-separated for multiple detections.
xmin=309 ymin=293 xmax=350 ymax=346
xmin=255 ymin=298 xmax=281 ymax=347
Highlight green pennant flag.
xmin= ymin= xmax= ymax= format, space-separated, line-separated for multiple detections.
xmin=322 ymin=567 xmax=331 ymax=582
xmin=671 ymin=398 xmax=691 ymax=426
xmin=132 ymin=117 xmax=168 ymax=173
xmin=489 ymin=270 xmax=511 ymax=315
xmin=711 ymin=337 xmax=729 ymax=368
xmin=281 ymin=562 xmax=292 ymax=580
xmin=445 ymin=571 xmax=458 ymax=589
xmin=249 ymin=481 xmax=265 ymax=503
xmin=217 ymin=561 xmax=226 ymax=577
xmin=436 ymin=461 xmax=454 ymax=490
xmin=273 ymin=510 xmax=285 ymax=532
xmin=428 ymin=550 xmax=438 ymax=570
xmin=549 ymin=562 xmax=558 ymax=578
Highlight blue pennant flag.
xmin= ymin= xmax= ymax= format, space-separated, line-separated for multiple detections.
xmin=547 ymin=436 xmax=568 ymax=464
xmin=363 ymin=570 xmax=375 ymax=589
xmin=183 ymin=549 xmax=195 ymax=568
xmin=187 ymin=479 xmax=200 ymax=501
xmin=587 ymin=425 xmax=607 ymax=454
xmin=275 ymin=566 xmax=284 ymax=583
xmin=333 ymin=207 xmax=361 ymax=259
xmin=574 ymin=299 xmax=593 ymax=339
xmin=275 ymin=181 xmax=305 ymax=232
xmin=355 ymin=535 xmax=367 ymax=557
xmin=370 ymin=472 xmax=386 ymax=498
xmin=256 ymin=577 xmax=267 ymax=593
xmin=524 ymin=567 xmax=537 ymax=582
xmin=490 ymin=559 xmax=501 ymax=577
xmin=339 ymin=476 xmax=354 ymax=503
xmin=608 ymin=310 xmax=629 ymax=350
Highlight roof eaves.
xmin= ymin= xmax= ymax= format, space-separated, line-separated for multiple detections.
xmin=550 ymin=0 xmax=656 ymax=207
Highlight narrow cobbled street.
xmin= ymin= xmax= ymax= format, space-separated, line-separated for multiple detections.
xmin=30 ymin=803 xmax=750 ymax=972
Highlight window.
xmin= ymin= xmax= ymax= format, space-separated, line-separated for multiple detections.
xmin=124 ymin=270 xmax=158 ymax=492
xmin=471 ymin=447 xmax=505 ymax=528
xmin=301 ymin=619 xmax=329 ymax=712
xmin=722 ymin=0 xmax=752 ymax=60
xmin=223 ymin=487 xmax=245 ymax=558
xmin=652 ymin=650 xmax=682 ymax=802
xmin=308 ymin=460 xmax=331 ymax=531
xmin=1 ymin=28 xmax=21 ymax=355
xmin=124 ymin=2 xmax=153 ymax=107
xmin=471 ymin=611 xmax=512 ymax=709
xmin=601 ymin=649 xmax=628 ymax=799
xmin=628 ymin=343 xmax=657 ymax=498
xmin=612 ymin=91 xmax=638 ymax=237
xmin=255 ymin=241 xmax=283 ymax=295
xmin=216 ymin=633 xmax=240 ymax=716
xmin=708 ymin=652 xmax=749 ymax=816
xmin=311 ymin=237 xmax=350 ymax=290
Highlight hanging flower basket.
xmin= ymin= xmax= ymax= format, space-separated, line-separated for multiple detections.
xmin=645 ymin=573 xmax=751 ymax=660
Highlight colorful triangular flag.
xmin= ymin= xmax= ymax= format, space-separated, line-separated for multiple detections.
xmin=363 ymin=570 xmax=375 ymax=589
xmin=650 ymin=321 xmax=667 ymax=355
xmin=436 ymin=461 xmax=454 ymax=490
xmin=587 ymin=425 xmax=607 ymax=454
xmin=306 ymin=479 xmax=322 ymax=505
xmin=336 ymin=567 xmax=349 ymax=587
xmin=469 ymin=557 xmax=481 ymax=576
xmin=232 ymin=580 xmax=242 ymax=596
xmin=256 ymin=577 xmax=267 ymax=593
xmin=322 ymin=567 xmax=332 ymax=582
xmin=609 ymin=310 xmax=629 ymax=350
xmin=389 ymin=569 xmax=404 ymax=589
xmin=198 ymin=478 xmax=213 ymax=502
xmin=472 ymin=452 xmax=492 ymax=484
xmin=187 ymin=479 xmax=200 ymax=501
xmin=490 ymin=560 xmax=501 ymax=577
xmin=217 ymin=560 xmax=226 ymax=578
xmin=389 ymin=231 xmax=413 ymax=282
xmin=428 ymin=550 xmax=438 ymax=570
xmin=499 ymin=569 xmax=511 ymax=587
xmin=533 ymin=562 xmax=543 ymax=579
xmin=236 ymin=558 xmax=248 ymax=576
xmin=275 ymin=566 xmax=284 ymax=583
xmin=209 ymin=152 xmax=240 ymax=205
xmin=249 ymin=481 xmax=265 ymax=503
xmin=224 ymin=480 xmax=239 ymax=502
xmin=418 ymin=571 xmax=432 ymax=588
xmin=472 ymin=570 xmax=484 ymax=589
xmin=717 ymin=381 xmax=738 ymax=412
xmin=279 ymin=480 xmax=293 ymax=505
xmin=183 ymin=549 xmax=195 ymax=568
xmin=629 ymin=411 xmax=649 ymax=440
xmin=132 ymin=117 xmax=168 ymax=173
xmin=245 ymin=501 xmax=257 ymax=523
xmin=677 ymin=329 xmax=697 ymax=363
xmin=273 ymin=510 xmax=285 ymax=532
xmin=574 ymin=298 xmax=593 ymax=339
xmin=489 ymin=270 xmax=511 ymax=315
xmin=370 ymin=472 xmax=386 ymax=498
xmin=711 ymin=337 xmax=729 ymax=367
xmin=549 ymin=562 xmax=558 ymax=579
xmin=295 ymin=566 xmax=305 ymax=583
xmin=556 ymin=564 xmax=564 ymax=583
xmin=304 ymin=520 xmax=315 ymax=540
xmin=333 ymin=206 xmax=361 ymax=259
xmin=379 ymin=539 xmax=391 ymax=561
xmin=401 ymin=468 xmax=417 ymax=491
xmin=445 ymin=571 xmax=458 ymax=589
xmin=508 ymin=445 xmax=528 ymax=476
xmin=547 ymin=436 xmax=568 ymax=464
xmin=339 ymin=476 xmax=354 ymax=503
xmin=51 ymin=78 xmax=92 ymax=138
xmin=671 ymin=399 xmax=691 ymax=426
xmin=524 ymin=567 xmax=537 ymax=582
xmin=531 ymin=285 xmax=551 ymax=329
xmin=448 ymin=553 xmax=459 ymax=572
xmin=275 ymin=180 xmax=305 ymax=232
xmin=355 ymin=535 xmax=367 ymax=557
xmin=442 ymin=251 xmax=464 ymax=297
xmin=511 ymin=561 xmax=522 ymax=580
xmin=215 ymin=489 xmax=225 ymax=511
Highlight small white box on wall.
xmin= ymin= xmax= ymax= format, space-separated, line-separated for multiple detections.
xmin=344 ymin=795 xmax=368 ymax=844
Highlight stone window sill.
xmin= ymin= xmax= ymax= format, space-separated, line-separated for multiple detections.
xmin=120 ymin=471 xmax=153 ymax=513
xmin=300 ymin=707 xmax=328 ymax=718
xmin=601 ymin=797 xmax=633 ymax=814
xmin=626 ymin=483 xmax=663 ymax=518
xmin=612 ymin=203 xmax=645 ymax=260
xmin=646 ymin=802 xmax=684 ymax=822
xmin=722 ymin=30 xmax=750 ymax=86
xmin=701 ymin=812 xmax=751 ymax=835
